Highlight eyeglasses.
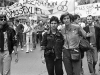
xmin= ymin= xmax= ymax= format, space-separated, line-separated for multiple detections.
xmin=0 ymin=18 xmax=6 ymax=21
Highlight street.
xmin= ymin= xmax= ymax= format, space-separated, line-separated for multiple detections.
xmin=11 ymin=44 xmax=100 ymax=75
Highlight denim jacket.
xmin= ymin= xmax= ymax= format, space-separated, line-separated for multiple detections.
xmin=41 ymin=30 xmax=64 ymax=59
xmin=7 ymin=27 xmax=17 ymax=54
xmin=0 ymin=25 xmax=17 ymax=54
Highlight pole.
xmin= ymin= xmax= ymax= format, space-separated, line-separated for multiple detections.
xmin=2 ymin=0 xmax=5 ymax=7
xmin=74 ymin=0 xmax=75 ymax=15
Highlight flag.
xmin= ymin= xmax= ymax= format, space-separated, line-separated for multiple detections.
xmin=48 ymin=9 xmax=53 ymax=14
xmin=50 ymin=0 xmax=75 ymax=15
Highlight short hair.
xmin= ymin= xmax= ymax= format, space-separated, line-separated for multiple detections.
xmin=16 ymin=19 xmax=19 ymax=23
xmin=50 ymin=16 xmax=59 ymax=24
xmin=73 ymin=14 xmax=80 ymax=21
xmin=87 ymin=15 xmax=93 ymax=19
xmin=60 ymin=12 xmax=74 ymax=24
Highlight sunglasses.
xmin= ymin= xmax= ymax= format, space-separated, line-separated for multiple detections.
xmin=0 ymin=18 xmax=6 ymax=21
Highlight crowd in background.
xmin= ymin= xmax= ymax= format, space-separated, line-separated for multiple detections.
xmin=5 ymin=12 xmax=100 ymax=75
xmin=0 ymin=0 xmax=100 ymax=75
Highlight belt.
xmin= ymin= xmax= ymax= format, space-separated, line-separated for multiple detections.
xmin=4 ymin=49 xmax=8 ymax=51
xmin=63 ymin=47 xmax=79 ymax=50
xmin=90 ymin=43 xmax=96 ymax=47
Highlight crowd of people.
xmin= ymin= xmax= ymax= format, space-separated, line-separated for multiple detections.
xmin=41 ymin=13 xmax=100 ymax=75
xmin=0 ymin=12 xmax=100 ymax=75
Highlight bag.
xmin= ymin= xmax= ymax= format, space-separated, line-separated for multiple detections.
xmin=45 ymin=49 xmax=54 ymax=56
xmin=79 ymin=38 xmax=92 ymax=52
xmin=70 ymin=48 xmax=81 ymax=61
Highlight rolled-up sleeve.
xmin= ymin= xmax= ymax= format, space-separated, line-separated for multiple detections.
xmin=78 ymin=26 xmax=86 ymax=38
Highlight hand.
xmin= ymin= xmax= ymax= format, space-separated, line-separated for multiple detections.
xmin=15 ymin=53 xmax=18 ymax=63
xmin=42 ymin=57 xmax=45 ymax=64
xmin=87 ymin=32 xmax=93 ymax=37
xmin=41 ymin=55 xmax=45 ymax=64
xmin=41 ymin=46 xmax=45 ymax=50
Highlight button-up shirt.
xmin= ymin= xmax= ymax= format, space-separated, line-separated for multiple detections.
xmin=89 ymin=26 xmax=96 ymax=44
xmin=61 ymin=24 xmax=83 ymax=49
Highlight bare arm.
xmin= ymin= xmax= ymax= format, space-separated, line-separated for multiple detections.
xmin=78 ymin=26 xmax=87 ymax=38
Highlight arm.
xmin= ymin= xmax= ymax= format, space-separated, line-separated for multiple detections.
xmin=41 ymin=33 xmax=47 ymax=50
xmin=21 ymin=24 xmax=24 ymax=33
xmin=41 ymin=33 xmax=47 ymax=64
xmin=11 ymin=29 xmax=18 ymax=62
xmin=78 ymin=26 xmax=87 ymax=38
xmin=24 ymin=26 xmax=32 ymax=33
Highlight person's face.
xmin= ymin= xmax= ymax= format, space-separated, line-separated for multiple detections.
xmin=50 ymin=21 xmax=58 ymax=30
xmin=75 ymin=17 xmax=80 ymax=24
xmin=26 ymin=22 xmax=30 ymax=26
xmin=34 ymin=20 xmax=37 ymax=24
xmin=39 ymin=21 xmax=43 ymax=25
xmin=8 ymin=21 xmax=13 ymax=28
xmin=63 ymin=15 xmax=71 ymax=25
xmin=87 ymin=16 xmax=92 ymax=24
xmin=0 ymin=17 xmax=6 ymax=29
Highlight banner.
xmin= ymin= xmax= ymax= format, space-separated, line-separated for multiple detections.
xmin=5 ymin=0 xmax=75 ymax=18
xmin=75 ymin=3 xmax=100 ymax=17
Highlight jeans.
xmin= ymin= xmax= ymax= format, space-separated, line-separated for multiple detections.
xmin=23 ymin=33 xmax=26 ymax=45
xmin=63 ymin=49 xmax=81 ymax=75
xmin=45 ymin=56 xmax=63 ymax=75
xmin=0 ymin=51 xmax=12 ymax=75
xmin=37 ymin=31 xmax=42 ymax=45
xmin=17 ymin=33 xmax=23 ymax=48
xmin=32 ymin=32 xmax=36 ymax=48
xmin=26 ymin=35 xmax=32 ymax=51
xmin=86 ymin=46 xmax=98 ymax=73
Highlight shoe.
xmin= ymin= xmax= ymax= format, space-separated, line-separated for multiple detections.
xmin=33 ymin=48 xmax=36 ymax=50
xmin=30 ymin=50 xmax=33 ymax=52
xmin=91 ymin=73 xmax=95 ymax=75
xmin=26 ymin=51 xmax=29 ymax=53
xmin=12 ymin=51 xmax=14 ymax=53
xmin=81 ymin=68 xmax=84 ymax=75
xmin=21 ymin=48 xmax=23 ymax=51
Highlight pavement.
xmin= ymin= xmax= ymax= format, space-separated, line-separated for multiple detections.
xmin=11 ymin=44 xmax=100 ymax=75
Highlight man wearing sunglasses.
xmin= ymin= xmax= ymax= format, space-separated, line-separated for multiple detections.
xmin=0 ymin=15 xmax=18 ymax=75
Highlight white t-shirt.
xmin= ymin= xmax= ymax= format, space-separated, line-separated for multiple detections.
xmin=23 ymin=24 xmax=31 ymax=36
xmin=23 ymin=24 xmax=28 ymax=33
xmin=32 ymin=23 xmax=38 ymax=33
